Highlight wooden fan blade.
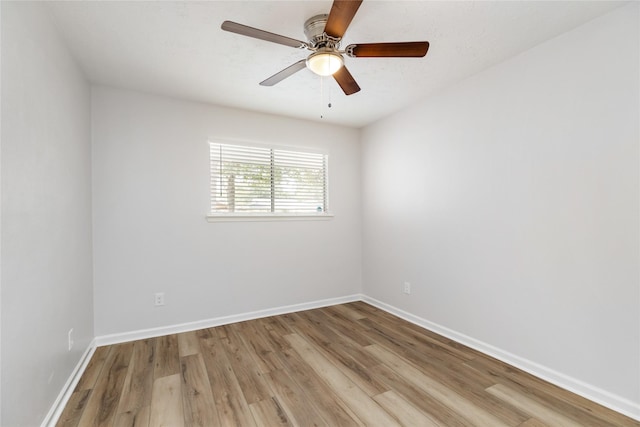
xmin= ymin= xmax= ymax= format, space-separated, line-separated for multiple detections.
xmin=324 ymin=0 xmax=363 ymax=39
xmin=347 ymin=42 xmax=429 ymax=57
xmin=221 ymin=21 xmax=308 ymax=49
xmin=260 ymin=60 xmax=307 ymax=86
xmin=333 ymin=66 xmax=361 ymax=95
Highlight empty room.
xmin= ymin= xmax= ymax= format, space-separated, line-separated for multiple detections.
xmin=1 ymin=0 xmax=639 ymax=426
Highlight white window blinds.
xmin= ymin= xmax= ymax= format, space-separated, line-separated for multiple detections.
xmin=209 ymin=142 xmax=328 ymax=215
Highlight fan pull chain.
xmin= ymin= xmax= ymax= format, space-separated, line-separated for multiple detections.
xmin=320 ymin=77 xmax=334 ymax=119
xmin=320 ymin=76 xmax=325 ymax=119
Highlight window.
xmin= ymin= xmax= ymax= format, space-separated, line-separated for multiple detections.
xmin=208 ymin=141 xmax=330 ymax=219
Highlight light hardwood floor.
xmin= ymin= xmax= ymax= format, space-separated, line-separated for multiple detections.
xmin=56 ymin=302 xmax=639 ymax=426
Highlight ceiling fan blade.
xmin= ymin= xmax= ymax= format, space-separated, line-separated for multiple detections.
xmin=260 ymin=60 xmax=307 ymax=86
xmin=346 ymin=42 xmax=430 ymax=57
xmin=333 ymin=66 xmax=361 ymax=95
xmin=221 ymin=21 xmax=308 ymax=49
xmin=324 ymin=0 xmax=363 ymax=39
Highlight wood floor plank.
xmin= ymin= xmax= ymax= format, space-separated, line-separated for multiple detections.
xmin=177 ymin=331 xmax=201 ymax=358
xmin=249 ymin=397 xmax=292 ymax=427
xmin=300 ymin=309 xmax=384 ymax=369
xmin=75 ymin=346 xmax=110 ymax=391
xmin=374 ymin=390 xmax=442 ymax=427
xmin=317 ymin=306 xmax=374 ymax=347
xmin=199 ymin=330 xmax=257 ymax=426
xmin=356 ymin=314 xmax=494 ymax=373
xmin=154 ymin=334 xmax=180 ymax=380
xmin=487 ymin=383 xmax=585 ymax=427
xmin=464 ymin=356 xmax=637 ymax=427
xmin=78 ymin=343 xmax=134 ymax=427
xmin=289 ymin=311 xmax=388 ymax=397
xmin=267 ymin=368 xmax=329 ymax=426
xmin=327 ymin=302 xmax=366 ymax=320
xmin=349 ymin=301 xmax=408 ymax=326
xmin=148 ymin=374 xmax=184 ymax=427
xmin=351 ymin=301 xmax=487 ymax=360
xmin=277 ymin=312 xmax=302 ymax=330
xmin=366 ymin=343 xmax=511 ymax=427
xmin=253 ymin=316 xmax=293 ymax=353
xmin=286 ymin=333 xmax=401 ymax=427
xmin=276 ymin=346 xmax=362 ymax=426
xmin=266 ymin=314 xmax=295 ymax=334
xmin=354 ymin=314 xmax=529 ymax=425
xmin=358 ymin=316 xmax=472 ymax=368
xmin=394 ymin=319 xmax=477 ymax=362
xmin=216 ymin=324 xmax=273 ymax=405
xmin=369 ymin=363 xmax=470 ymax=427
xmin=232 ymin=320 xmax=284 ymax=374
xmin=359 ymin=321 xmax=529 ymax=425
xmin=113 ymin=405 xmax=150 ymax=427
xmin=519 ymin=418 xmax=550 ymax=427
xmin=341 ymin=301 xmax=378 ymax=319
xmin=56 ymin=389 xmax=91 ymax=427
xmin=180 ymin=353 xmax=219 ymax=426
xmin=117 ymin=339 xmax=155 ymax=418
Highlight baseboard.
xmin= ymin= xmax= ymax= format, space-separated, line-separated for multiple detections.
xmin=95 ymin=293 xmax=363 ymax=346
xmin=361 ymin=295 xmax=640 ymax=422
xmin=41 ymin=339 xmax=97 ymax=427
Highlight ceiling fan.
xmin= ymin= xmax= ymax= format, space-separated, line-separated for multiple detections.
xmin=221 ymin=0 xmax=429 ymax=96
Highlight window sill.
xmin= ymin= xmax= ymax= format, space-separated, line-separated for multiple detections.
xmin=206 ymin=213 xmax=334 ymax=222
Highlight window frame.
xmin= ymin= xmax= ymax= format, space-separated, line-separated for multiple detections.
xmin=206 ymin=139 xmax=333 ymax=222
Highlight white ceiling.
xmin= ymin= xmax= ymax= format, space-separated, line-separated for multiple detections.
xmin=46 ymin=1 xmax=624 ymax=128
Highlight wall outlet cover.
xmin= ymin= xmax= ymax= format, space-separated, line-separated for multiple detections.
xmin=403 ymin=282 xmax=411 ymax=294
xmin=154 ymin=292 xmax=165 ymax=306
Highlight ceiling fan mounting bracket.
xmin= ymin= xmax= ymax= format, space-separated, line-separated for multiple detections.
xmin=304 ymin=14 xmax=329 ymax=40
xmin=304 ymin=14 xmax=341 ymax=51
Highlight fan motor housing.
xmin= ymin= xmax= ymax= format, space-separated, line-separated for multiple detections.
xmin=304 ymin=14 xmax=328 ymax=41
xmin=304 ymin=14 xmax=340 ymax=50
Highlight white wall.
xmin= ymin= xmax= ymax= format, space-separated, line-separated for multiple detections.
xmin=92 ymin=87 xmax=361 ymax=336
xmin=362 ymin=3 xmax=639 ymax=413
xmin=1 ymin=2 xmax=94 ymax=426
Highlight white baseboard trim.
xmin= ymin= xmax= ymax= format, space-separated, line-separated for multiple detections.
xmin=95 ymin=294 xmax=363 ymax=346
xmin=41 ymin=339 xmax=97 ymax=427
xmin=361 ymin=295 xmax=640 ymax=422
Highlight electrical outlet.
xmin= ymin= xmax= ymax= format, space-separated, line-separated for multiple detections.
xmin=68 ymin=328 xmax=74 ymax=351
xmin=154 ymin=292 xmax=165 ymax=306
xmin=403 ymin=282 xmax=411 ymax=294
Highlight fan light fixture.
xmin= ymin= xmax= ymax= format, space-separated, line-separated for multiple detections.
xmin=306 ymin=49 xmax=344 ymax=76
xmin=221 ymin=0 xmax=430 ymax=96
